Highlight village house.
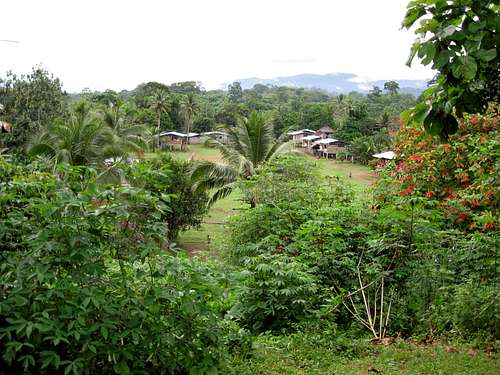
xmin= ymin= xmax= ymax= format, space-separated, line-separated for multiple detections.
xmin=311 ymin=138 xmax=348 ymax=159
xmin=287 ymin=129 xmax=315 ymax=146
xmin=202 ymin=131 xmax=229 ymax=144
xmin=315 ymin=126 xmax=334 ymax=139
xmin=159 ymin=131 xmax=201 ymax=150
xmin=301 ymin=134 xmax=321 ymax=148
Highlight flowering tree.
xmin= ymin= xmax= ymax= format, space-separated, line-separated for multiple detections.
xmin=377 ymin=109 xmax=498 ymax=231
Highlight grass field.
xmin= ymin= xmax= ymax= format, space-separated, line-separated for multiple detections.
xmin=173 ymin=145 xmax=375 ymax=255
xmin=228 ymin=335 xmax=499 ymax=375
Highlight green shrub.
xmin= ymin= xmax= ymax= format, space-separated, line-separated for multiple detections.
xmin=125 ymin=153 xmax=209 ymax=239
xmin=231 ymin=254 xmax=319 ymax=332
xmin=0 ymin=162 xmax=225 ymax=374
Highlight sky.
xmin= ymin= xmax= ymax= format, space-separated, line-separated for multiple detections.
xmin=0 ymin=0 xmax=433 ymax=92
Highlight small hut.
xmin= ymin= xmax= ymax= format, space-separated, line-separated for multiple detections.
xmin=311 ymin=138 xmax=347 ymax=158
xmin=287 ymin=129 xmax=315 ymax=146
xmin=316 ymin=126 xmax=334 ymax=139
xmin=202 ymin=131 xmax=229 ymax=144
xmin=372 ymin=151 xmax=396 ymax=160
xmin=372 ymin=151 xmax=396 ymax=167
xmin=159 ymin=131 xmax=201 ymax=149
xmin=301 ymin=134 xmax=321 ymax=149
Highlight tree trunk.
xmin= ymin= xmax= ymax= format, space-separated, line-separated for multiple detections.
xmin=157 ymin=115 xmax=161 ymax=151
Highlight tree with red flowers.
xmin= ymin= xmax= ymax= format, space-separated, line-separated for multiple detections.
xmin=378 ymin=109 xmax=498 ymax=231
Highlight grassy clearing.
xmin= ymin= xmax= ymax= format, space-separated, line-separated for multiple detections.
xmin=172 ymin=145 xmax=375 ymax=255
xmin=299 ymin=151 xmax=376 ymax=185
xmin=170 ymin=144 xmax=242 ymax=255
xmin=228 ymin=335 xmax=499 ymax=375
xmin=177 ymin=191 xmax=246 ymax=256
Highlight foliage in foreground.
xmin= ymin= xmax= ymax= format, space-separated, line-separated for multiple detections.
xmin=377 ymin=110 xmax=499 ymax=231
xmin=0 ymin=160 xmax=225 ymax=374
xmin=226 ymin=155 xmax=499 ymax=341
xmin=403 ymin=0 xmax=499 ymax=138
xmin=125 ymin=153 xmax=209 ymax=239
xmin=190 ymin=111 xmax=291 ymax=206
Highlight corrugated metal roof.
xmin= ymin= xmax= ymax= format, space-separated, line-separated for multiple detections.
xmin=302 ymin=135 xmax=321 ymax=141
xmin=287 ymin=129 xmax=315 ymax=136
xmin=202 ymin=131 xmax=228 ymax=136
xmin=372 ymin=151 xmax=396 ymax=160
xmin=313 ymin=138 xmax=339 ymax=145
xmin=159 ymin=131 xmax=199 ymax=137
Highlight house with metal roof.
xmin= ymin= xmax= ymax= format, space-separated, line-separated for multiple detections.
xmin=287 ymin=129 xmax=315 ymax=146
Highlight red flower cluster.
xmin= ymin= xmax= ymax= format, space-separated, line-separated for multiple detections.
xmin=381 ymin=111 xmax=499 ymax=232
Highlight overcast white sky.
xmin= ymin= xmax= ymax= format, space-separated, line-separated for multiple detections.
xmin=0 ymin=0 xmax=433 ymax=92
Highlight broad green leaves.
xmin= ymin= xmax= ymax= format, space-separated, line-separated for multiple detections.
xmin=451 ymin=56 xmax=478 ymax=81
xmin=402 ymin=0 xmax=499 ymax=138
xmin=433 ymin=50 xmax=455 ymax=69
xmin=0 ymin=161 xmax=226 ymax=374
xmin=474 ymin=48 xmax=497 ymax=62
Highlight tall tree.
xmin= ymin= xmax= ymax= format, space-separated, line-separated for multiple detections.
xmin=100 ymin=103 xmax=149 ymax=158
xmin=148 ymin=89 xmax=169 ymax=150
xmin=369 ymin=86 xmax=382 ymax=98
xmin=182 ymin=93 xmax=197 ymax=149
xmin=0 ymin=67 xmax=66 ymax=149
xmin=191 ymin=111 xmax=289 ymax=206
xmin=384 ymin=81 xmax=400 ymax=95
xmin=228 ymin=81 xmax=243 ymax=103
xmin=27 ymin=102 xmax=102 ymax=166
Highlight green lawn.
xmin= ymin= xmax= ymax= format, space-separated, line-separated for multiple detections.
xmin=167 ymin=144 xmax=242 ymax=255
xmin=177 ymin=190 xmax=246 ymax=256
xmin=147 ymin=144 xmax=223 ymax=163
xmin=227 ymin=336 xmax=499 ymax=375
xmin=299 ymin=151 xmax=377 ymax=185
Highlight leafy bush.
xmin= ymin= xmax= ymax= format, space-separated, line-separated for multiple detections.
xmin=125 ymin=153 xmax=209 ymax=239
xmin=231 ymin=254 xmax=319 ymax=332
xmin=0 ymin=161 xmax=225 ymax=374
xmin=227 ymin=156 xmax=361 ymax=332
xmin=390 ymin=229 xmax=499 ymax=339
xmin=240 ymin=154 xmax=320 ymax=206
xmin=450 ymin=281 xmax=499 ymax=338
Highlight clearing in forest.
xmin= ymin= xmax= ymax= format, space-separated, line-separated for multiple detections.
xmin=173 ymin=145 xmax=375 ymax=255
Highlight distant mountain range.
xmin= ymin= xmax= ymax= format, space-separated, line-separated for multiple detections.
xmin=225 ymin=73 xmax=429 ymax=96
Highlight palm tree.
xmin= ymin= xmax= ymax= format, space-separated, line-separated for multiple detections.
xmin=27 ymin=101 xmax=147 ymax=168
xmin=191 ymin=111 xmax=290 ymax=207
xmin=27 ymin=102 xmax=103 ymax=166
xmin=182 ymin=93 xmax=197 ymax=150
xmin=148 ymin=89 xmax=169 ymax=151
xmin=99 ymin=102 xmax=149 ymax=158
